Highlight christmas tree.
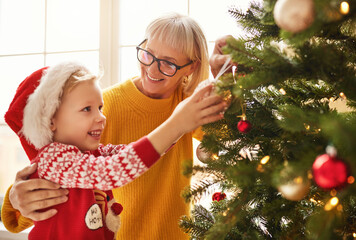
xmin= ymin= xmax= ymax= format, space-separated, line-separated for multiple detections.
xmin=179 ymin=0 xmax=356 ymax=239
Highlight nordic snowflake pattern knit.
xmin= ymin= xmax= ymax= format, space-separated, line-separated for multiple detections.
xmin=36 ymin=142 xmax=151 ymax=190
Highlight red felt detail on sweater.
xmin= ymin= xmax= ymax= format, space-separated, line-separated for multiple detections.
xmin=111 ymin=203 xmax=123 ymax=215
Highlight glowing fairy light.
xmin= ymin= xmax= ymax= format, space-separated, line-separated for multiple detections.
xmin=348 ymin=176 xmax=355 ymax=184
xmin=310 ymin=198 xmax=317 ymax=203
xmin=337 ymin=204 xmax=343 ymax=211
xmin=353 ymin=232 xmax=356 ymax=238
xmin=279 ymin=88 xmax=286 ymax=95
xmin=256 ymin=164 xmax=264 ymax=172
xmin=330 ymin=197 xmax=339 ymax=206
xmin=212 ymin=154 xmax=219 ymax=160
xmin=339 ymin=92 xmax=347 ymax=99
xmin=293 ymin=176 xmax=303 ymax=184
xmin=324 ymin=197 xmax=339 ymax=211
xmin=340 ymin=1 xmax=350 ymax=15
xmin=330 ymin=189 xmax=337 ymax=196
xmin=260 ymin=156 xmax=270 ymax=165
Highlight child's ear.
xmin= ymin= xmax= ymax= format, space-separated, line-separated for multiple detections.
xmin=50 ymin=118 xmax=56 ymax=131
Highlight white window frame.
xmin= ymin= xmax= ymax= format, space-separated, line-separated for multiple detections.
xmin=99 ymin=0 xmax=120 ymax=88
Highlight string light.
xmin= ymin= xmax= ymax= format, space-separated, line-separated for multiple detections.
xmin=340 ymin=1 xmax=350 ymax=15
xmin=260 ymin=156 xmax=270 ymax=165
xmin=353 ymin=232 xmax=356 ymax=238
xmin=257 ymin=164 xmax=264 ymax=172
xmin=304 ymin=123 xmax=310 ymax=130
xmin=212 ymin=154 xmax=219 ymax=160
xmin=310 ymin=198 xmax=317 ymax=203
xmin=348 ymin=176 xmax=355 ymax=184
xmin=330 ymin=197 xmax=339 ymax=205
xmin=330 ymin=189 xmax=337 ymax=196
xmin=279 ymin=88 xmax=286 ymax=95
xmin=294 ymin=176 xmax=303 ymax=184
xmin=223 ymin=208 xmax=231 ymax=216
xmin=339 ymin=92 xmax=347 ymax=99
xmin=337 ymin=204 xmax=343 ymax=211
xmin=324 ymin=197 xmax=339 ymax=211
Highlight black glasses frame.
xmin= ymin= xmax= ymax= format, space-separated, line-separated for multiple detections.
xmin=136 ymin=39 xmax=193 ymax=77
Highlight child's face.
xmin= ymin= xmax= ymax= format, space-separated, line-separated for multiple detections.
xmin=51 ymin=80 xmax=105 ymax=151
xmin=137 ymin=38 xmax=195 ymax=99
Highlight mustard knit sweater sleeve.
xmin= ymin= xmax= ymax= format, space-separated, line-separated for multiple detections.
xmin=101 ymin=79 xmax=192 ymax=240
xmin=1 ymin=185 xmax=34 ymax=233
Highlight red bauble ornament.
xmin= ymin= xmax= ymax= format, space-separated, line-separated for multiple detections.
xmin=212 ymin=192 xmax=226 ymax=202
xmin=237 ymin=120 xmax=252 ymax=133
xmin=312 ymin=154 xmax=349 ymax=190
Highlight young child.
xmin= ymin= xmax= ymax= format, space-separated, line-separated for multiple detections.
xmin=4 ymin=61 xmax=226 ymax=240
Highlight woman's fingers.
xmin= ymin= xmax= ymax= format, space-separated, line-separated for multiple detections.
xmin=191 ymin=84 xmax=214 ymax=101
xmin=15 ymin=163 xmax=38 ymax=181
xmin=10 ymin=164 xmax=69 ymax=221
xmin=27 ymin=209 xmax=58 ymax=222
xmin=13 ymin=187 xmax=68 ymax=221
xmin=199 ymin=94 xmax=224 ymax=108
xmin=25 ymin=187 xmax=69 ymax=205
xmin=199 ymin=101 xmax=226 ymax=124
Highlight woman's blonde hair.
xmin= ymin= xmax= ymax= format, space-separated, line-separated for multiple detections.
xmin=144 ymin=12 xmax=209 ymax=96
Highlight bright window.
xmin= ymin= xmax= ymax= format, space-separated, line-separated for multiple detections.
xmin=0 ymin=0 xmax=100 ymax=197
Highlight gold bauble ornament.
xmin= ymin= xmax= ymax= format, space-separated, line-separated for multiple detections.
xmin=273 ymin=0 xmax=315 ymax=33
xmin=196 ymin=143 xmax=213 ymax=163
xmin=278 ymin=176 xmax=311 ymax=201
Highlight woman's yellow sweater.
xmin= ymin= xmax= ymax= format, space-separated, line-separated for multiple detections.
xmin=1 ymin=78 xmax=201 ymax=239
xmin=102 ymin=79 xmax=200 ymax=240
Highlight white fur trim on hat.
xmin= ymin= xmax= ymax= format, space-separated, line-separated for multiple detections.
xmin=22 ymin=61 xmax=89 ymax=150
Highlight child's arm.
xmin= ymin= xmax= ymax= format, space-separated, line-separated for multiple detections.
xmin=147 ymin=84 xmax=226 ymax=155
xmin=37 ymin=137 xmax=160 ymax=191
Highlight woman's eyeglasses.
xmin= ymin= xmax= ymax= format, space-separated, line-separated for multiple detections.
xmin=136 ymin=39 xmax=193 ymax=77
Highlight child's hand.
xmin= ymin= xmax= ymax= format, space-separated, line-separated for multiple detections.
xmin=147 ymin=84 xmax=227 ymax=155
xmin=171 ymin=84 xmax=227 ymax=135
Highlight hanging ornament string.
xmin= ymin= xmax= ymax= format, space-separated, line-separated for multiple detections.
xmin=232 ymin=65 xmax=237 ymax=83
xmin=212 ymin=56 xmax=232 ymax=84
xmin=237 ymin=102 xmax=247 ymax=120
xmin=235 ymin=73 xmax=252 ymax=133
xmin=194 ymin=56 xmax=232 ymax=98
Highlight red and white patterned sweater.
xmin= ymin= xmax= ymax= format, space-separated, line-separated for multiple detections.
xmin=28 ymin=136 xmax=160 ymax=240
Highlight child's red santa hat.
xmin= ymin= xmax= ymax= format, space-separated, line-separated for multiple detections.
xmin=5 ymin=61 xmax=89 ymax=159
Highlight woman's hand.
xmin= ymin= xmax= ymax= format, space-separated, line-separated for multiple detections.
xmin=9 ymin=163 xmax=69 ymax=221
xmin=209 ymin=35 xmax=236 ymax=78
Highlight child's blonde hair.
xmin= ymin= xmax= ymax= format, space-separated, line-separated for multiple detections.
xmin=144 ymin=12 xmax=209 ymax=96
xmin=62 ymin=70 xmax=100 ymax=97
